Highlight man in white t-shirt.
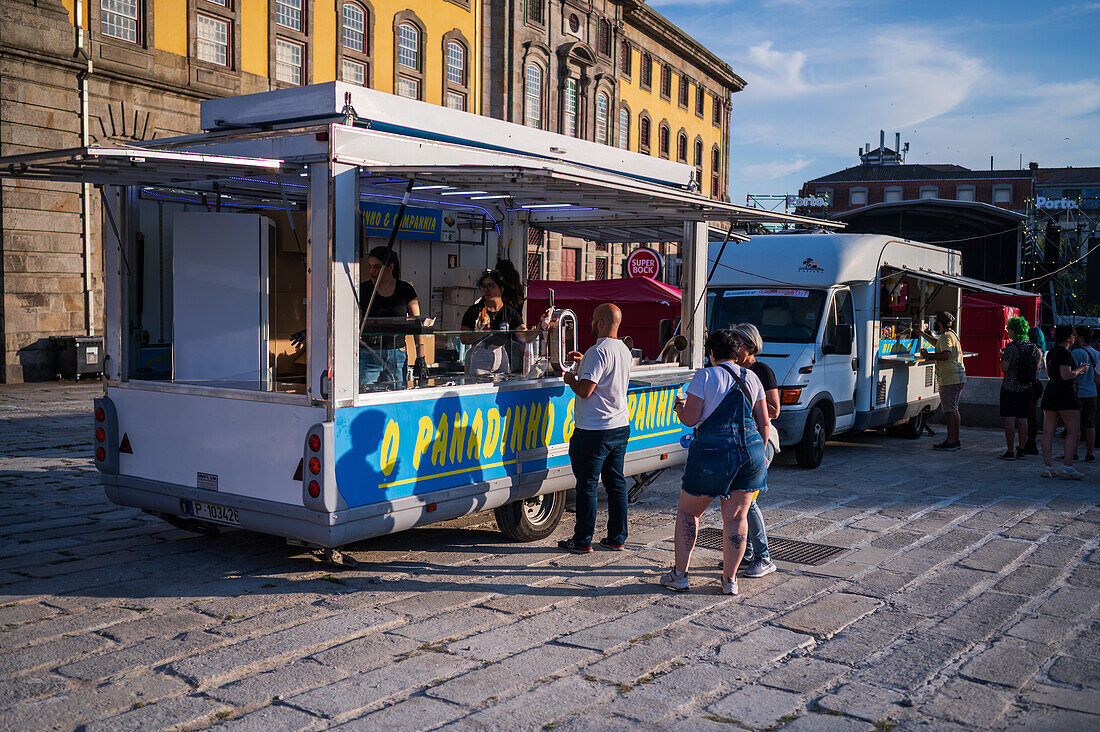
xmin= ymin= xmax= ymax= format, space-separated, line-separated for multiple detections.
xmin=558 ymin=303 xmax=633 ymax=553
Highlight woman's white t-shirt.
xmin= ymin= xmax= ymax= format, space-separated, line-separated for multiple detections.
xmin=684 ymin=361 xmax=766 ymax=425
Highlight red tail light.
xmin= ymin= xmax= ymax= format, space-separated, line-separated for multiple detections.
xmin=95 ymin=428 xmax=106 ymax=443
xmin=95 ymin=447 xmax=106 ymax=462
xmin=94 ymin=407 xmax=105 ymax=423
xmin=307 ymin=480 xmax=320 ymax=498
xmin=308 ymin=457 xmax=321 ymax=475
xmin=308 ymin=434 xmax=321 ymax=452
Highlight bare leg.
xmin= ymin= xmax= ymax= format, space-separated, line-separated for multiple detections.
xmin=1003 ymin=417 xmax=1015 ymax=452
xmin=673 ymin=491 xmax=712 ymax=574
xmin=1016 ymin=418 xmax=1027 ymax=451
xmin=1042 ymin=410 xmax=1057 ymax=467
xmin=1061 ymin=411 xmax=1081 ymax=469
xmin=719 ymin=490 xmax=755 ymax=582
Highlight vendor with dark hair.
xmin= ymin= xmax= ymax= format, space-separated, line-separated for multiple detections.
xmin=360 ymin=246 xmax=425 ymax=389
xmin=460 ymin=269 xmax=526 ymax=377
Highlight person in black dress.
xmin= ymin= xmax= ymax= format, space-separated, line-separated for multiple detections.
xmin=1040 ymin=325 xmax=1088 ymax=479
xmin=360 ymin=247 xmax=425 ymax=389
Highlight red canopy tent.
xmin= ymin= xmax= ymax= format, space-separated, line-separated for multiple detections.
xmin=959 ymin=291 xmax=1041 ymax=378
xmin=527 ymin=277 xmax=682 ymax=359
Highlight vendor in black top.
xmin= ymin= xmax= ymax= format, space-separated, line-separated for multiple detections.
xmin=460 ymin=269 xmax=528 ymax=377
xmin=360 ymin=246 xmax=425 ymax=389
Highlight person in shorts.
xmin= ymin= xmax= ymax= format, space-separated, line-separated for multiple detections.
xmin=661 ymin=330 xmax=770 ymax=596
xmin=1071 ymin=325 xmax=1098 ymax=463
xmin=998 ymin=316 xmax=1040 ymax=460
xmin=918 ymin=311 xmax=966 ymax=450
xmin=1041 ymin=325 xmax=1088 ymax=479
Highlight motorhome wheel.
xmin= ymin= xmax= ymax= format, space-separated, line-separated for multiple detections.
xmin=494 ymin=491 xmax=567 ymax=541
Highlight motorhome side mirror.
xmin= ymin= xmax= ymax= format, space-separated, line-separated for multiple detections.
xmin=824 ymin=324 xmax=853 ymax=355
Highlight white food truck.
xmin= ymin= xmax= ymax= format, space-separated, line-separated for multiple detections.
xmin=0 ymin=82 xmax=835 ymax=562
xmin=706 ymin=233 xmax=1030 ymax=468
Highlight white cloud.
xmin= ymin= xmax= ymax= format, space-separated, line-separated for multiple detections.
xmin=741 ymin=42 xmax=811 ymax=97
xmin=738 ymin=157 xmax=815 ymax=181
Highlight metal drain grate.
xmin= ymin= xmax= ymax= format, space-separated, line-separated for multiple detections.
xmin=695 ymin=528 xmax=848 ymax=566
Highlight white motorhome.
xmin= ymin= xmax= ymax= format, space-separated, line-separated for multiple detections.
xmin=706 ymin=233 xmax=1027 ymax=467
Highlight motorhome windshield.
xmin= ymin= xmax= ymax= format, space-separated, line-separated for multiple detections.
xmin=707 ymin=288 xmax=826 ymax=344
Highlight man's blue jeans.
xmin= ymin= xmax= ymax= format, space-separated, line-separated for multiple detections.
xmin=747 ymin=441 xmax=775 ymax=561
xmin=569 ymin=426 xmax=630 ymax=547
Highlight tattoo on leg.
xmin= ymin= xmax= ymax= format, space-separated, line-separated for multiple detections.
xmin=679 ymin=512 xmax=697 ymax=552
xmin=728 ymin=533 xmax=745 ymax=546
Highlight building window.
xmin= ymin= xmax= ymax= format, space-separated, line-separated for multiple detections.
xmin=695 ymin=85 xmax=705 ymax=118
xmin=660 ymin=64 xmax=671 ymax=99
xmin=884 ymin=186 xmax=903 ymax=203
xmin=562 ymin=248 xmax=581 ymax=281
xmin=527 ymin=251 xmax=542 ymax=280
xmin=342 ymin=3 xmax=366 ymax=52
xmin=658 ymin=123 xmax=670 ymax=159
xmin=525 ymin=63 xmax=542 ymax=128
xmin=562 ymin=77 xmax=578 ymax=137
xmin=442 ymin=34 xmax=469 ymax=111
xmin=711 ymin=146 xmax=721 ymax=197
xmin=526 ymin=0 xmax=543 ymax=24
xmin=919 ymin=186 xmax=938 ymax=200
xmin=343 ymin=59 xmax=366 ymax=86
xmin=395 ymin=76 xmax=418 ymax=99
xmin=196 ymin=13 xmax=229 ymax=66
xmin=397 ymin=23 xmax=418 ymax=70
xmin=956 ymin=185 xmax=975 ymax=202
xmin=620 ymin=41 xmax=631 ymax=79
xmin=595 ymin=92 xmax=609 ymax=145
xmin=850 ymin=188 xmax=868 ymax=206
xmin=618 ymin=107 xmax=630 ymax=150
xmin=101 ymin=0 xmax=140 ymax=43
xmin=597 ymin=19 xmax=612 ymax=57
xmin=275 ymin=0 xmax=302 ymax=31
xmin=676 ymin=131 xmax=687 ymax=163
xmin=595 ymin=257 xmax=609 ymax=280
xmin=712 ymin=94 xmax=722 ymax=127
xmin=275 ymin=38 xmax=303 ymax=84
xmin=993 ymin=185 xmax=1012 ymax=204
xmin=641 ymin=53 xmax=652 ymax=90
xmin=679 ymin=76 xmax=690 ymax=108
xmin=394 ymin=16 xmax=424 ymax=100
xmin=638 ymin=113 xmax=651 ymax=154
xmin=693 ymin=138 xmax=703 ymax=168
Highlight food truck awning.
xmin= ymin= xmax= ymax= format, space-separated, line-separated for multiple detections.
xmin=0 ymin=146 xmax=287 ymax=186
xmin=350 ymin=162 xmax=843 ymax=243
xmin=888 ymin=266 xmax=1032 ymax=298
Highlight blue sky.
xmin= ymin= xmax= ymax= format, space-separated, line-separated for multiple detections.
xmin=648 ymin=0 xmax=1100 ymax=202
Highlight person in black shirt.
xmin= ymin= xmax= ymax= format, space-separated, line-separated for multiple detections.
xmin=461 ymin=269 xmax=527 ymax=377
xmin=1040 ymin=325 xmax=1088 ymax=479
xmin=730 ymin=322 xmax=779 ymax=580
xmin=360 ymin=247 xmax=425 ymax=389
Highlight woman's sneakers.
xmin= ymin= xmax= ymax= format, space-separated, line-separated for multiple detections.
xmin=1040 ymin=465 xmax=1059 ymax=479
xmin=744 ymin=558 xmax=778 ymax=578
xmin=934 ymin=440 xmax=961 ymax=451
xmin=720 ymin=576 xmax=739 ymax=595
xmin=659 ymin=568 xmax=689 ymax=592
xmin=1059 ymin=465 xmax=1085 ymax=481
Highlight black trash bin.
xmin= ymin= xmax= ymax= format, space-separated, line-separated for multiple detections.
xmin=51 ymin=335 xmax=104 ymax=380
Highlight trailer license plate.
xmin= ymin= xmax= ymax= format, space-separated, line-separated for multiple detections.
xmin=191 ymin=500 xmax=240 ymax=526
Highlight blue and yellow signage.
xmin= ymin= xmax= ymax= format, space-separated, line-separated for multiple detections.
xmin=333 ymin=382 xmax=690 ymax=507
xmin=360 ymin=202 xmax=458 ymax=243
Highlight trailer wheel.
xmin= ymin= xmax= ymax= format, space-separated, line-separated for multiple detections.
xmin=898 ymin=407 xmax=930 ymax=440
xmin=494 ymin=491 xmax=566 ymax=541
xmin=795 ymin=406 xmax=827 ymax=468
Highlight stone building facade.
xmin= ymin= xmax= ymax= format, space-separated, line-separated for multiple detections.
xmin=0 ymin=0 xmax=737 ymax=381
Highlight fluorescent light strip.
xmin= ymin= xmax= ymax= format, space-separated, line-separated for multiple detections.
xmin=468 ymin=194 xmax=511 ymax=200
xmin=411 ymin=184 xmax=450 ymax=191
xmin=441 ymin=190 xmax=487 ymax=196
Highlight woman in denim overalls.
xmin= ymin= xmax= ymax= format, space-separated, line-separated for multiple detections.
xmin=663 ymin=330 xmax=770 ymax=595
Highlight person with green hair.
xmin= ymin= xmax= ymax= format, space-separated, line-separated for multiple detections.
xmin=999 ymin=316 xmax=1042 ymax=459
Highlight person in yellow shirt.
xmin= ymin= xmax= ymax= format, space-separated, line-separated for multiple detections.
xmin=918 ymin=310 xmax=966 ymax=451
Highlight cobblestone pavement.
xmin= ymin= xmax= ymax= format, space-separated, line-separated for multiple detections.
xmin=1 ymin=382 xmax=1097 ymax=731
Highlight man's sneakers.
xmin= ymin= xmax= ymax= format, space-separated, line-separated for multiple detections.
xmin=598 ymin=538 xmax=626 ymax=551
xmin=1040 ymin=465 xmax=1059 ymax=479
xmin=1059 ymin=465 xmax=1085 ymax=481
xmin=933 ymin=440 xmax=961 ymax=451
xmin=743 ymin=558 xmax=778 ymax=578
xmin=557 ymin=538 xmax=593 ymax=554
xmin=659 ymin=568 xmax=689 ymax=592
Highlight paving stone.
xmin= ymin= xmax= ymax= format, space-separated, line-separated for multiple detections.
xmin=0 ymin=601 xmax=55 ymax=625
xmin=929 ymin=528 xmax=988 ymax=553
xmin=309 ymin=631 xmax=420 ymax=673
xmin=992 ymin=564 xmax=1062 ymax=596
xmin=0 ymin=605 xmax=138 ymax=648
xmin=333 ymin=696 xmax=465 ymax=731
xmin=208 ymin=659 xmax=348 ymax=707
xmin=0 ymin=673 xmax=188 ymax=730
xmin=606 ymin=662 xmax=728 ymax=723
xmin=446 ymin=675 xmax=615 ymax=731
xmin=285 ymin=651 xmax=478 ymax=720
xmin=706 ymin=684 xmax=801 ymax=729
xmin=856 ymin=630 xmax=970 ymax=692
xmin=880 ymin=548 xmax=952 ymax=576
xmin=716 ymin=625 xmax=815 ymax=668
xmin=448 ymin=609 xmax=602 ymax=662
xmin=98 ymin=608 xmax=216 ymax=644
xmin=690 ymin=602 xmax=774 ymax=634
xmin=741 ymin=576 xmax=836 ymax=611
xmin=1004 ymin=614 xmax=1078 ymax=644
xmin=811 ymin=610 xmax=923 ymax=666
xmin=771 ymin=593 xmax=881 ymax=639
xmin=813 ymin=680 xmax=905 ymax=723
xmin=959 ymin=637 xmax=1050 ymax=688
xmin=1047 ymin=655 xmax=1100 ymax=690
xmin=934 ymin=591 xmax=1028 ymax=642
xmin=56 ymin=629 xmax=224 ymax=681
xmin=892 ymin=566 xmax=991 ymax=616
xmin=389 ymin=607 xmax=508 ymax=644
xmin=958 ymin=538 xmax=1030 ymax=573
xmin=0 ymin=673 xmax=71 ymax=707
xmin=381 ymin=589 xmax=499 ymax=618
xmin=166 ymin=609 xmax=403 ymax=687
xmin=557 ymin=604 xmax=687 ymax=652
xmin=850 ymin=515 xmax=902 ymax=532
xmin=213 ymin=703 xmax=324 ymax=732
xmin=758 ymin=656 xmax=848 ymax=694
xmin=0 ymin=631 xmax=113 ymax=676
xmin=780 ymin=517 xmax=835 ymax=536
xmin=478 ymin=583 xmax=577 ymax=615
xmin=1028 ymin=536 xmax=1085 ymax=567
xmin=83 ymin=692 xmax=230 ymax=732
xmin=1065 ymin=564 xmax=1100 ymax=588
xmin=927 ymin=677 xmax=1014 ymax=727
xmin=1036 ymin=586 xmax=1100 ymax=619
xmin=848 ymin=569 xmax=917 ymax=599
xmin=1018 ymin=683 xmax=1100 ymax=716
xmin=778 ymin=712 xmax=874 ymax=731
xmin=427 ymin=642 xmax=596 ymax=706
xmin=842 ymin=548 xmax=896 ymax=566
xmin=584 ymin=622 xmax=717 ymax=685
xmin=999 ymin=705 xmax=1100 ymax=732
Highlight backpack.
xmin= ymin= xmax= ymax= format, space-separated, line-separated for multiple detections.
xmin=1013 ymin=342 xmax=1038 ymax=386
